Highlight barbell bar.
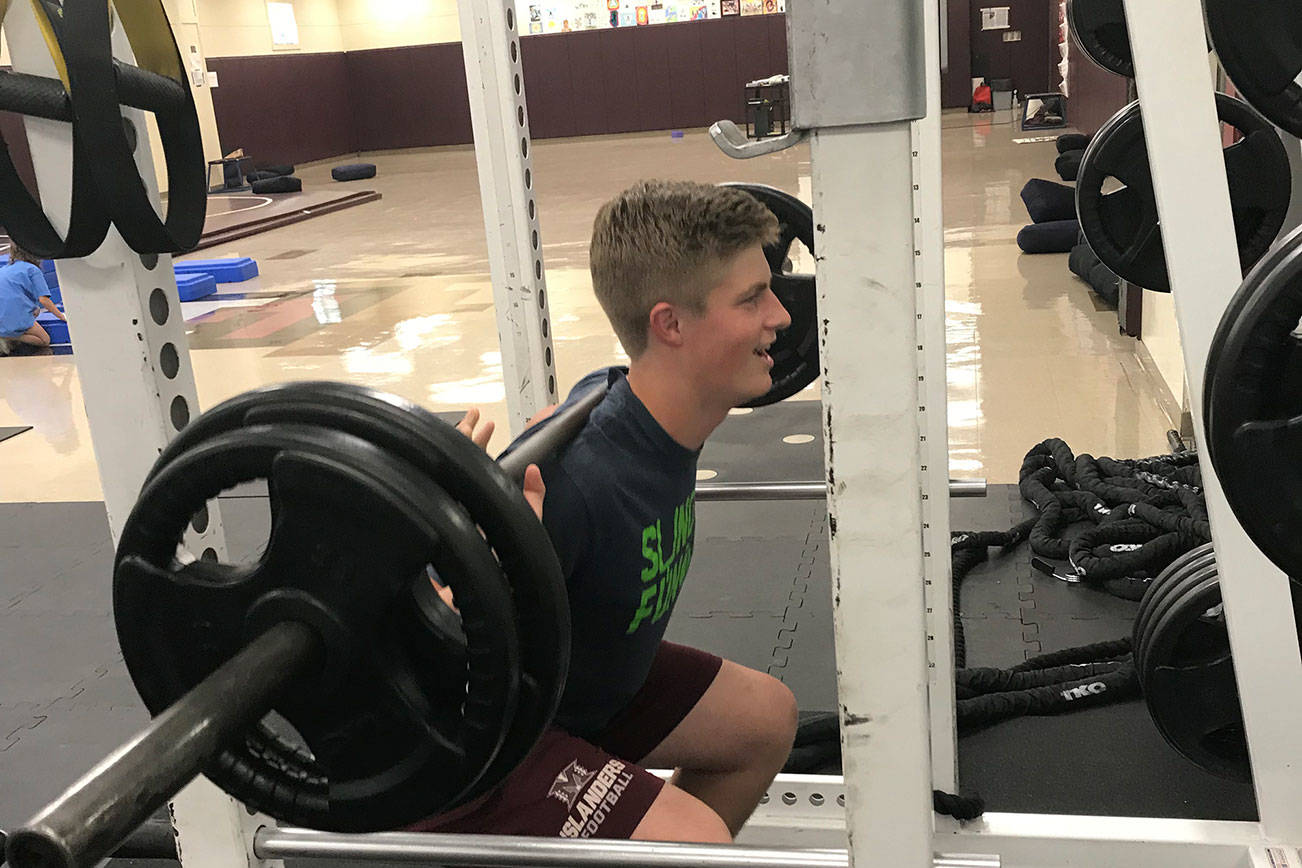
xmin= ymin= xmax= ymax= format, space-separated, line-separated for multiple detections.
xmin=254 ymin=827 xmax=1001 ymax=867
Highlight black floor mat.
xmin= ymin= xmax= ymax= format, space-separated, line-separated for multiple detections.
xmin=0 ymin=483 xmax=1257 ymax=839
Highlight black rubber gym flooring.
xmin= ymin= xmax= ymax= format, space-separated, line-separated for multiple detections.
xmin=0 ymin=399 xmax=1256 ymax=860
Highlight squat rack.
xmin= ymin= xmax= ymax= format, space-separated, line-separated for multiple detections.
xmin=7 ymin=0 xmax=1302 ymax=865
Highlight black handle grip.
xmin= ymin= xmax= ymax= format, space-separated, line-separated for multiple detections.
xmin=496 ymin=382 xmax=608 ymax=482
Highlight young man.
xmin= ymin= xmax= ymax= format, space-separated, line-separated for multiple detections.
xmin=416 ymin=180 xmax=798 ymax=843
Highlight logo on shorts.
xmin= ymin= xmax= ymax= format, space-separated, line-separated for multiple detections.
xmin=548 ymin=761 xmax=595 ymax=810
xmin=558 ymin=758 xmax=635 ymax=838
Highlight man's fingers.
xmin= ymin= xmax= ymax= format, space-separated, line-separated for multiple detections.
xmin=472 ymin=419 xmax=495 ymax=450
xmin=526 ymin=404 xmax=558 ymax=429
xmin=522 ymin=463 xmax=545 ymax=520
xmin=455 ymin=408 xmax=480 ymax=438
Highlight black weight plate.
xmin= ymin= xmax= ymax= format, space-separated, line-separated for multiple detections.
xmin=1067 ymin=0 xmax=1133 ymax=77
xmin=1141 ymin=573 xmax=1249 ymax=781
xmin=149 ymin=381 xmax=569 ymax=806
xmin=117 ymin=424 xmax=521 ymax=830
xmin=1076 ymin=94 xmax=1291 ymax=293
xmin=1203 ymin=219 xmax=1302 ymax=441
xmin=1204 ymin=223 xmax=1302 ymax=576
xmin=1133 ymin=543 xmax=1215 ymax=638
xmin=723 ymin=183 xmax=820 ymax=407
xmin=1205 ymin=0 xmax=1302 ymax=139
xmin=1133 ymin=542 xmax=1216 ymax=676
xmin=1135 ymin=554 xmax=1218 ymax=687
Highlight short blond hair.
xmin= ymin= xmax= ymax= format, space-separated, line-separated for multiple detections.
xmin=589 ymin=180 xmax=778 ymax=358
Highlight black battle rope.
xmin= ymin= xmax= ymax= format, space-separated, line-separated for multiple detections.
xmin=784 ymin=518 xmax=1142 ymax=820
xmin=0 ymin=0 xmax=111 ymax=257
xmin=64 ymin=0 xmax=206 ymax=253
xmin=1019 ymin=439 xmax=1208 ymax=600
xmin=0 ymin=0 xmax=205 ymax=257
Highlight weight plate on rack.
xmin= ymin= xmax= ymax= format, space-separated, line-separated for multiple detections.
xmin=1076 ymin=94 xmax=1291 ymax=292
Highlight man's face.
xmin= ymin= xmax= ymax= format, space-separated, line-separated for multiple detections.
xmin=680 ymin=245 xmax=792 ymax=406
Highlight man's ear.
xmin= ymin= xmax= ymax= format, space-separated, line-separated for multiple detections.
xmin=647 ymin=301 xmax=686 ymax=348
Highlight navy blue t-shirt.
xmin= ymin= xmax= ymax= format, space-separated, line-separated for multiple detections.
xmin=504 ymin=367 xmax=699 ymax=737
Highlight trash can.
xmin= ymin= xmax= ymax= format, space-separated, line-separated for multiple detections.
xmin=988 ymin=78 xmax=1014 ymax=111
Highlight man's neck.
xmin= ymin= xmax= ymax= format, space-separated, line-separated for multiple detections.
xmin=625 ymin=361 xmax=729 ymax=451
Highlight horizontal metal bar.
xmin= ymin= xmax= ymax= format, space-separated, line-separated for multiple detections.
xmin=948 ymin=479 xmax=987 ymax=498
xmin=256 ymin=827 xmax=998 ymax=867
xmin=694 ymin=479 xmax=986 ymax=502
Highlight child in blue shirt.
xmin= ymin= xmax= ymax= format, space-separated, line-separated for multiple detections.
xmin=0 ymin=245 xmax=65 ymax=355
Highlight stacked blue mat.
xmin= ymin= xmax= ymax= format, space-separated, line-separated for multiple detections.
xmin=33 ymin=258 xmax=260 ymax=351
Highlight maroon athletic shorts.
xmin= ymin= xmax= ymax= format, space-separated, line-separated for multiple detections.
xmin=408 ymin=641 xmax=723 ymax=839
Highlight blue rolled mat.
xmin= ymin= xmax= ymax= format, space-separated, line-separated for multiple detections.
xmin=1017 ymin=219 xmax=1081 ymax=254
xmin=1055 ymin=149 xmax=1083 ymax=182
xmin=1056 ymin=133 xmax=1091 ymax=154
xmin=174 ymin=258 xmax=259 ymax=283
xmin=332 ymin=163 xmax=377 ymax=182
xmin=1021 ymin=178 xmax=1078 ymax=223
xmin=252 ymin=175 xmax=302 ymax=194
xmin=176 ymin=272 xmax=218 ymax=301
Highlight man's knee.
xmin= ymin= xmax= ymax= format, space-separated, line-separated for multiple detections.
xmin=631 ymin=784 xmax=732 ymax=843
xmin=754 ymin=672 xmax=798 ymax=756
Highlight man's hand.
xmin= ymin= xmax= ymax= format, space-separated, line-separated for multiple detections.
xmin=455 ymin=407 xmax=495 ymax=450
xmin=522 ymin=463 xmax=545 ymax=520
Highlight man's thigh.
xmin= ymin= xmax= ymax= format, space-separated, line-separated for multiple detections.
xmin=638 ymin=658 xmax=796 ymax=772
xmin=409 ymin=729 xmax=663 ymax=839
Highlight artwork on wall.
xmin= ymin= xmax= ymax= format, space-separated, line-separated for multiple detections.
xmin=526 ymin=0 xmax=773 ymax=32
xmin=266 ymin=1 xmax=299 ymax=49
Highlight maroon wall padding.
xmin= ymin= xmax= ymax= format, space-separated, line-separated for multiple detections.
xmin=518 ymin=35 xmax=575 ymax=139
xmin=206 ymin=16 xmax=794 ymax=164
xmin=734 ymin=16 xmax=778 ymax=89
xmin=665 ymin=23 xmax=708 ymax=129
xmin=698 ymin=19 xmax=743 ymax=125
xmin=632 ymin=26 xmax=674 ymax=132
xmin=0 ymin=109 xmax=38 ymax=203
xmin=595 ymin=28 xmax=646 ymax=133
xmin=207 ymin=53 xmax=355 ymax=166
xmin=1065 ymin=31 xmax=1131 ymax=135
xmin=565 ymin=33 xmax=613 ymax=137
xmin=345 ymin=43 xmax=473 ymax=149
xmin=941 ymin=0 xmax=973 ymax=108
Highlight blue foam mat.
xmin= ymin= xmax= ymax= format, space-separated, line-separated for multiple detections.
xmin=175 ymin=272 xmax=217 ymax=302
xmin=173 ymin=257 xmax=259 ymax=283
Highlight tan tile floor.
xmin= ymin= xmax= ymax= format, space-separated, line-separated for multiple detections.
xmin=0 ymin=112 xmax=1176 ymax=503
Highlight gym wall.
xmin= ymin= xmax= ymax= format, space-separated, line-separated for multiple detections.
xmin=940 ymin=0 xmax=1056 ymax=109
xmin=207 ymin=15 xmax=788 ymax=165
xmin=199 ymin=0 xmax=345 ymax=57
xmin=336 ymin=0 xmax=462 ymax=52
